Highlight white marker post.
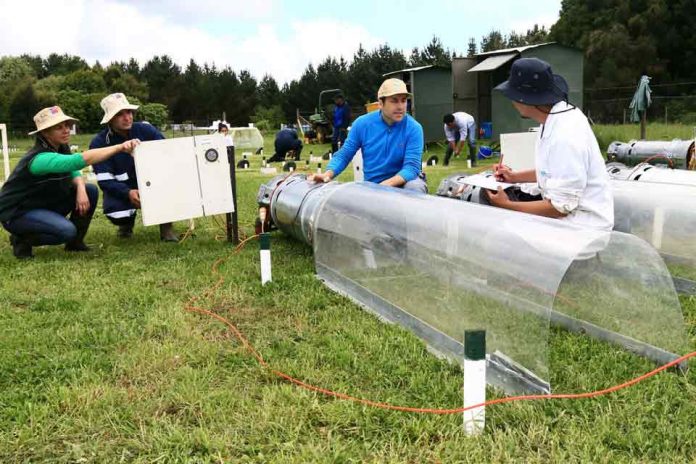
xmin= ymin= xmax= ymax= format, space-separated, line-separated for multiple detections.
xmin=463 ymin=330 xmax=486 ymax=435
xmin=260 ymin=233 xmax=272 ymax=285
xmin=651 ymin=207 xmax=665 ymax=249
xmin=1 ymin=123 xmax=9 ymax=182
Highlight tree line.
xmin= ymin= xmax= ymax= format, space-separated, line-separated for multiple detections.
xmin=0 ymin=30 xmax=548 ymax=135
xmin=2 ymin=0 xmax=696 ymax=133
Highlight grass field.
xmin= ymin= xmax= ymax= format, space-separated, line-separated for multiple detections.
xmin=1 ymin=126 xmax=695 ymax=462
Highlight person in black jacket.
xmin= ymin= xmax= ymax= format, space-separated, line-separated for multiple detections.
xmin=90 ymin=93 xmax=178 ymax=241
xmin=0 ymin=106 xmax=139 ymax=259
xmin=268 ymin=128 xmax=302 ymax=162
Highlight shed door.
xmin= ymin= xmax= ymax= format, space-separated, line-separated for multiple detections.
xmin=452 ymin=58 xmax=478 ymax=121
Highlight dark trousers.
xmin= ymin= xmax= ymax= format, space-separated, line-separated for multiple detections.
xmin=331 ymin=128 xmax=348 ymax=153
xmin=444 ymin=132 xmax=477 ymax=167
xmin=106 ymin=212 xmax=136 ymax=227
xmin=2 ymin=183 xmax=99 ymax=245
xmin=480 ymin=187 xmax=541 ymax=206
xmin=270 ymin=139 xmax=303 ymax=162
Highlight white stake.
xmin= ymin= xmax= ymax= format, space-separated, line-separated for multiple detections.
xmin=463 ymin=330 xmax=486 ymax=435
xmin=260 ymin=233 xmax=272 ymax=285
xmin=651 ymin=206 xmax=665 ymax=249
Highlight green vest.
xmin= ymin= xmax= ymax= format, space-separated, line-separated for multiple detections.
xmin=0 ymin=137 xmax=74 ymax=222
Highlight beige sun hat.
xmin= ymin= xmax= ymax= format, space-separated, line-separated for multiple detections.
xmin=377 ymin=78 xmax=412 ymax=99
xmin=100 ymin=93 xmax=139 ymax=124
xmin=28 ymin=106 xmax=79 ymax=135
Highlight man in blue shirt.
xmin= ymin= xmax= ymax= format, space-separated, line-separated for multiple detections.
xmin=331 ymin=93 xmax=351 ymax=153
xmin=310 ymin=79 xmax=426 ymax=193
xmin=90 ymin=93 xmax=178 ymax=241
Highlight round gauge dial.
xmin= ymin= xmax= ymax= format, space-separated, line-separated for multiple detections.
xmin=205 ymin=148 xmax=219 ymax=162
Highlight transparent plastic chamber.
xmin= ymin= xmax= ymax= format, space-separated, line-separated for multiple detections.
xmin=612 ymin=179 xmax=696 ymax=264
xmin=229 ymin=127 xmax=264 ymax=151
xmin=439 ymin=170 xmax=696 ymax=266
xmin=302 ymin=182 xmax=687 ymax=395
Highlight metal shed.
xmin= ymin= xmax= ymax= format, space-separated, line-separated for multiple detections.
xmin=383 ymin=65 xmax=452 ymax=143
xmin=452 ymin=43 xmax=583 ymax=140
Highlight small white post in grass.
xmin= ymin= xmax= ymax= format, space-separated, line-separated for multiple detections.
xmin=1 ymin=123 xmax=9 ymax=183
xmin=463 ymin=330 xmax=486 ymax=435
xmin=362 ymin=247 xmax=377 ymax=269
xmin=317 ymin=163 xmax=322 ymax=174
xmin=651 ymin=206 xmax=665 ymax=249
xmin=260 ymin=233 xmax=272 ymax=285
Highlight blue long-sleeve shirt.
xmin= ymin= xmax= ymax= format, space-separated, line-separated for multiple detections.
xmin=332 ymin=102 xmax=351 ymax=129
xmin=326 ymin=111 xmax=423 ymax=183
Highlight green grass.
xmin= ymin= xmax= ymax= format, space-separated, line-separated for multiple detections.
xmin=0 ymin=130 xmax=695 ymax=462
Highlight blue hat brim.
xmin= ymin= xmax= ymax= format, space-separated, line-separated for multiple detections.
xmin=495 ymin=74 xmax=569 ymax=106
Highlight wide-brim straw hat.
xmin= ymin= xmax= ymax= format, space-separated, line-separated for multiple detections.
xmin=377 ymin=78 xmax=412 ymax=99
xmin=100 ymin=92 xmax=139 ymax=124
xmin=28 ymin=106 xmax=79 ymax=135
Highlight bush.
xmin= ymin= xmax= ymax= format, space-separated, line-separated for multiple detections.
xmin=55 ymin=90 xmax=103 ymax=132
xmin=139 ymin=103 xmax=169 ymax=129
xmin=251 ymin=105 xmax=285 ymax=133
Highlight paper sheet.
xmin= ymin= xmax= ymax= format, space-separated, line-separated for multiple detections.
xmin=462 ymin=173 xmax=515 ymax=191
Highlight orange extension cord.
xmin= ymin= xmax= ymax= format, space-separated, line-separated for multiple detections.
xmin=185 ymin=235 xmax=696 ymax=415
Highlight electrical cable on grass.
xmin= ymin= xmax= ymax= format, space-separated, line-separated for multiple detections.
xmin=185 ymin=235 xmax=696 ymax=416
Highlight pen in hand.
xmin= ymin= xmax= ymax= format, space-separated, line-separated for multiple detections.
xmin=495 ymin=153 xmax=505 ymax=181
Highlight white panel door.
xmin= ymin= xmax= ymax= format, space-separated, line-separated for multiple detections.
xmin=352 ymin=149 xmax=364 ymax=182
xmin=194 ymin=134 xmax=235 ymax=215
xmin=500 ymin=132 xmax=538 ymax=171
xmin=134 ymin=137 xmax=203 ymax=226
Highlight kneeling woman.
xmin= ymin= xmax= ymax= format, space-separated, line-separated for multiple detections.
xmin=0 ymin=106 xmax=140 ymax=259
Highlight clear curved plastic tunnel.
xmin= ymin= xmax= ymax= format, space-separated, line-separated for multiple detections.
xmin=613 ymin=179 xmax=696 ymax=264
xmin=311 ymin=182 xmax=688 ymax=394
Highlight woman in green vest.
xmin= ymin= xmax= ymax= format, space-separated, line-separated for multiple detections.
xmin=0 ymin=106 xmax=140 ymax=259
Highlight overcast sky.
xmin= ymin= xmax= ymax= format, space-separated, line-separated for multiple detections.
xmin=0 ymin=0 xmax=562 ymax=83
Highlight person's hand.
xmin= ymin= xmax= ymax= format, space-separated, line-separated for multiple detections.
xmin=128 ymin=189 xmax=141 ymax=208
xmin=493 ymin=163 xmax=514 ymax=182
xmin=485 ymin=186 xmax=510 ymax=207
xmin=75 ymin=188 xmax=90 ymax=216
xmin=307 ymin=172 xmax=333 ymax=184
xmin=121 ymin=138 xmax=141 ymax=155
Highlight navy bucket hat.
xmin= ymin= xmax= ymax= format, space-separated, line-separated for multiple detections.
xmin=495 ymin=58 xmax=569 ymax=106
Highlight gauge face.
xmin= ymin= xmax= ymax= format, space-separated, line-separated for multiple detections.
xmin=204 ymin=148 xmax=219 ymax=162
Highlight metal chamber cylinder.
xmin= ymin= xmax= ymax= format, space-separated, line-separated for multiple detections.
xmin=607 ymin=139 xmax=695 ymax=169
xmin=607 ymin=161 xmax=696 ymax=185
xmin=257 ymin=174 xmax=344 ymax=245
xmin=260 ymin=177 xmax=688 ymax=394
